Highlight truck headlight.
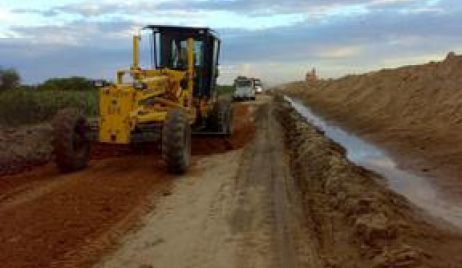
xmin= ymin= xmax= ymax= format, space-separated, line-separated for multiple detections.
xmin=133 ymin=81 xmax=147 ymax=90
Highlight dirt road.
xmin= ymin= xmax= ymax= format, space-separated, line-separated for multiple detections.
xmin=0 ymin=102 xmax=255 ymax=268
xmin=97 ymin=99 xmax=319 ymax=268
xmin=97 ymin=96 xmax=462 ymax=268
xmin=2 ymin=95 xmax=462 ymax=268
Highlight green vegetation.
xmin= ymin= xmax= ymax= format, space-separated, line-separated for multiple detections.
xmin=216 ymin=85 xmax=234 ymax=101
xmin=216 ymin=85 xmax=234 ymax=96
xmin=0 ymin=88 xmax=98 ymax=126
xmin=37 ymin=77 xmax=96 ymax=92
xmin=0 ymin=73 xmax=98 ymax=126
xmin=0 ymin=67 xmax=21 ymax=92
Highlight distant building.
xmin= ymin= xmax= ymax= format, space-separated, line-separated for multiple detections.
xmin=305 ymin=68 xmax=317 ymax=86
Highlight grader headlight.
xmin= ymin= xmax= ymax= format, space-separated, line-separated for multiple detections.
xmin=133 ymin=81 xmax=147 ymax=90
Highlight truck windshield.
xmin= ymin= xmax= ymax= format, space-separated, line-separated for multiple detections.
xmin=139 ymin=30 xmax=155 ymax=69
xmin=237 ymin=80 xmax=252 ymax=87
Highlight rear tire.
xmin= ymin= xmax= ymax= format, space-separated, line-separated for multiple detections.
xmin=162 ymin=109 xmax=191 ymax=174
xmin=52 ymin=108 xmax=90 ymax=173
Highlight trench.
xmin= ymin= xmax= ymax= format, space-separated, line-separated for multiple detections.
xmin=284 ymin=96 xmax=462 ymax=229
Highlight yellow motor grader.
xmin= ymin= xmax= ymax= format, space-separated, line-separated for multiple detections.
xmin=52 ymin=25 xmax=233 ymax=174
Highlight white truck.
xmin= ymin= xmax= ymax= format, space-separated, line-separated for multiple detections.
xmin=233 ymin=76 xmax=256 ymax=101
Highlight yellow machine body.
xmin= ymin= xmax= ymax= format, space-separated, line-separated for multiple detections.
xmin=51 ymin=26 xmax=227 ymax=175
xmin=98 ymin=36 xmax=205 ymax=144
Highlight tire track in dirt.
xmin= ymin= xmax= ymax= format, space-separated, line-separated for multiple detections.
xmin=230 ymin=103 xmax=320 ymax=268
xmin=97 ymin=98 xmax=319 ymax=268
xmin=93 ymin=95 xmax=462 ymax=268
xmin=95 ymin=96 xmax=462 ymax=268
xmin=96 ymin=151 xmax=243 ymax=268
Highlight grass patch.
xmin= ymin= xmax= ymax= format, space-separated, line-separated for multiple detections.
xmin=216 ymin=85 xmax=234 ymax=101
xmin=216 ymin=85 xmax=234 ymax=96
xmin=0 ymin=89 xmax=98 ymax=126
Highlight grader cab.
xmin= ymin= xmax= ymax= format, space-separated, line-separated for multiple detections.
xmin=52 ymin=25 xmax=233 ymax=174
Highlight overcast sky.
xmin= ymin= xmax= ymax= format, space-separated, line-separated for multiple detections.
xmin=0 ymin=0 xmax=461 ymax=85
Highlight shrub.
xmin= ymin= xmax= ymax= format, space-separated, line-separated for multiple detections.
xmin=0 ymin=68 xmax=20 ymax=92
xmin=0 ymin=89 xmax=98 ymax=126
xmin=37 ymin=77 xmax=96 ymax=91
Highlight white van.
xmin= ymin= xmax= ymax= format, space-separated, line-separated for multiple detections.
xmin=253 ymin=78 xmax=263 ymax=94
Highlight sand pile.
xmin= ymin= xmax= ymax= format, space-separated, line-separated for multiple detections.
xmin=284 ymin=53 xmax=462 ymax=193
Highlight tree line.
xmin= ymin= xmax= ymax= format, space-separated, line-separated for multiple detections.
xmin=0 ymin=67 xmax=98 ymax=92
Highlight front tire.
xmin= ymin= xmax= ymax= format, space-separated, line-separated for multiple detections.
xmin=162 ymin=109 xmax=191 ymax=174
xmin=52 ymin=108 xmax=90 ymax=172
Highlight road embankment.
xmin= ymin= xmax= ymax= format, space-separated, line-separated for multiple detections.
xmin=275 ymin=97 xmax=462 ymax=267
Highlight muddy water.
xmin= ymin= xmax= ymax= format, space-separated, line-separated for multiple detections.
xmin=285 ymin=96 xmax=462 ymax=229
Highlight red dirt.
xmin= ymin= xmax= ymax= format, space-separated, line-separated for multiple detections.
xmin=0 ymin=157 xmax=172 ymax=268
xmin=89 ymin=103 xmax=256 ymax=158
xmin=0 ymin=102 xmax=256 ymax=202
xmin=192 ymin=103 xmax=256 ymax=155
xmin=0 ymin=124 xmax=52 ymax=177
xmin=0 ymin=101 xmax=256 ymax=268
xmin=0 ymin=164 xmax=59 ymax=203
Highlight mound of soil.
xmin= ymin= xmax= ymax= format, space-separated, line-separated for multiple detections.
xmin=284 ymin=52 xmax=462 ymax=199
xmin=275 ymin=100 xmax=462 ymax=267
xmin=0 ymin=124 xmax=53 ymax=176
